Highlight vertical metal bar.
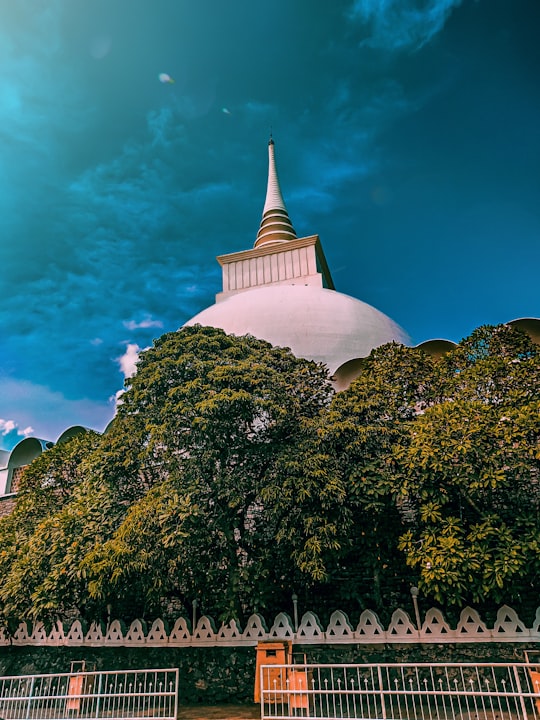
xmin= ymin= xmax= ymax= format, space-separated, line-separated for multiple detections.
xmin=476 ymin=668 xmax=488 ymax=720
xmin=344 ymin=668 xmax=351 ymax=719
xmin=24 ymin=675 xmax=35 ymax=720
xmin=94 ymin=672 xmax=103 ymax=720
xmin=513 ymin=665 xmax=529 ymax=720
xmin=260 ymin=665 xmax=265 ymax=720
xmin=377 ymin=664 xmax=386 ymax=720
xmin=174 ymin=669 xmax=180 ymax=720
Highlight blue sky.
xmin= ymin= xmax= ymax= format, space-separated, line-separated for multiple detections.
xmin=1 ymin=0 xmax=539 ymax=449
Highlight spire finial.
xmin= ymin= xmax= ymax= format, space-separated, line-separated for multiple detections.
xmin=254 ymin=137 xmax=297 ymax=248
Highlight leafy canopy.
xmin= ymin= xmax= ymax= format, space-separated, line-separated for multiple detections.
xmin=0 ymin=323 xmax=538 ymax=625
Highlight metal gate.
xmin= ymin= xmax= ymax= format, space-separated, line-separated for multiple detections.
xmin=0 ymin=668 xmax=179 ymax=720
xmin=260 ymin=662 xmax=540 ymax=720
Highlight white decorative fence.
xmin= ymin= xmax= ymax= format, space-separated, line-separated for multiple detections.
xmin=0 ymin=668 xmax=178 ymax=720
xmin=1 ymin=605 xmax=540 ymax=648
xmin=259 ymin=662 xmax=540 ymax=720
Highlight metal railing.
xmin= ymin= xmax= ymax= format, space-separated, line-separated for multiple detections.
xmin=260 ymin=662 xmax=540 ymax=720
xmin=0 ymin=668 xmax=179 ymax=720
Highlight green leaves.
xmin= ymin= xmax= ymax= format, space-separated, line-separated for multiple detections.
xmin=393 ymin=326 xmax=540 ymax=606
xmin=0 ymin=323 xmax=538 ymax=625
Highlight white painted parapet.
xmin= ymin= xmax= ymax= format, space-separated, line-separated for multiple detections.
xmin=2 ymin=605 xmax=539 ymax=648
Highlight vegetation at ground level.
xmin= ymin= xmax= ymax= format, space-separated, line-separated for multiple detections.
xmin=0 ymin=324 xmax=538 ymax=629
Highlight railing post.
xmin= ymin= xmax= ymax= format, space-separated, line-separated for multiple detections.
xmin=24 ymin=675 xmax=35 ymax=720
xmin=513 ymin=665 xmax=529 ymax=720
xmin=377 ymin=665 xmax=386 ymax=720
xmin=94 ymin=672 xmax=103 ymax=719
xmin=172 ymin=669 xmax=179 ymax=720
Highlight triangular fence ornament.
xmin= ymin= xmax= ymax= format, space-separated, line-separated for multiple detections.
xmin=216 ymin=619 xmax=243 ymax=644
xmin=66 ymin=620 xmax=85 ymax=644
xmin=30 ymin=622 xmax=48 ymax=643
xmin=0 ymin=625 xmax=10 ymax=646
xmin=269 ymin=612 xmax=294 ymax=639
xmin=47 ymin=620 xmax=66 ymax=645
xmin=193 ymin=616 xmax=217 ymax=642
xmin=242 ymin=614 xmax=268 ymax=641
xmin=169 ymin=617 xmax=191 ymax=645
xmin=85 ymin=621 xmax=106 ymax=644
xmin=125 ymin=619 xmax=147 ymax=644
xmin=146 ymin=619 xmax=169 ymax=645
xmin=456 ymin=608 xmax=489 ymax=637
xmin=493 ymin=606 xmax=528 ymax=639
xmin=12 ymin=622 xmax=30 ymax=645
xmin=356 ymin=610 xmax=385 ymax=640
xmin=297 ymin=612 xmax=324 ymax=641
xmin=532 ymin=607 xmax=540 ymax=637
xmin=105 ymin=619 xmax=125 ymax=644
xmin=422 ymin=609 xmax=451 ymax=637
xmin=327 ymin=611 xmax=354 ymax=640
xmin=387 ymin=609 xmax=417 ymax=639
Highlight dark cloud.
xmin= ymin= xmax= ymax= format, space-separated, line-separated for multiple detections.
xmin=1 ymin=0 xmax=539 ymax=446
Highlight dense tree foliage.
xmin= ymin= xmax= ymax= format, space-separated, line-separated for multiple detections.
xmin=397 ymin=325 xmax=540 ymax=608
xmin=0 ymin=323 xmax=538 ymax=627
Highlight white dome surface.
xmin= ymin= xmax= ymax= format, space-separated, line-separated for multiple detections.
xmin=185 ymin=285 xmax=409 ymax=374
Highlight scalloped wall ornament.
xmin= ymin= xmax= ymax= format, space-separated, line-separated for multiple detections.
xmin=456 ymin=608 xmax=489 ymax=638
xmin=192 ymin=615 xmax=217 ymax=643
xmin=243 ymin=613 xmax=267 ymax=641
xmin=147 ymin=619 xmax=169 ymax=645
xmin=327 ymin=610 xmax=354 ymax=641
xmin=421 ymin=608 xmax=452 ymax=638
xmin=169 ymin=617 xmax=191 ymax=645
xmin=4 ymin=605 xmax=540 ymax=648
xmin=269 ymin=612 xmax=294 ymax=639
xmin=297 ymin=612 xmax=324 ymax=641
xmin=356 ymin=610 xmax=385 ymax=640
xmin=387 ymin=609 xmax=417 ymax=641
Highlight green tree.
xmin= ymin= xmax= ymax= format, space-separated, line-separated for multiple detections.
xmin=0 ymin=431 xmax=109 ymax=624
xmin=265 ymin=342 xmax=439 ymax=614
xmin=397 ymin=326 xmax=540 ymax=607
xmin=0 ymin=323 xmax=538 ymax=626
xmin=81 ymin=325 xmax=335 ymax=621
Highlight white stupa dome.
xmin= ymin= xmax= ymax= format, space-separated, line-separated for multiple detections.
xmin=186 ymin=284 xmax=408 ymax=375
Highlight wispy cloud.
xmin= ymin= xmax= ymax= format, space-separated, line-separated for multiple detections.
xmin=0 ymin=419 xmax=33 ymax=451
xmin=123 ymin=316 xmax=164 ymax=331
xmin=348 ymin=0 xmax=463 ymax=50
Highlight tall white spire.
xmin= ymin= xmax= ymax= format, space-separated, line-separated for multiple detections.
xmin=254 ymin=138 xmax=297 ymax=248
